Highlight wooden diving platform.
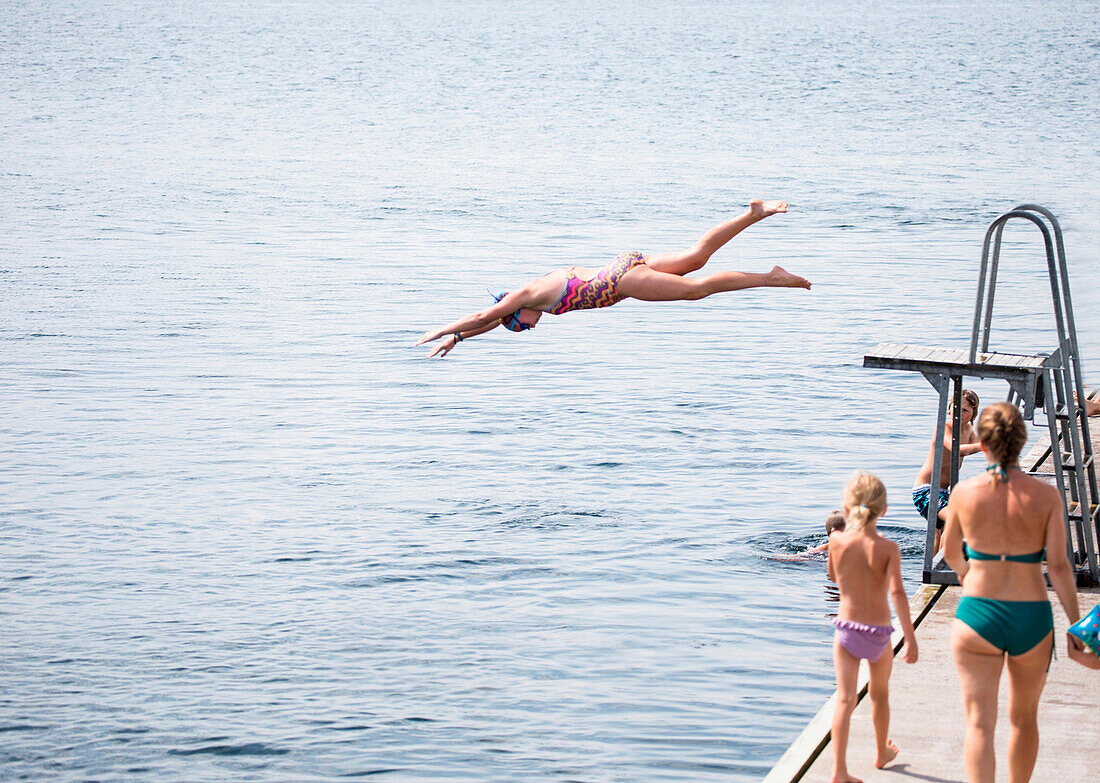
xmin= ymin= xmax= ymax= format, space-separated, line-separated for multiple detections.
xmin=863 ymin=342 xmax=1052 ymax=417
xmin=863 ymin=206 xmax=1100 ymax=585
xmin=865 ymin=342 xmax=1050 ymax=374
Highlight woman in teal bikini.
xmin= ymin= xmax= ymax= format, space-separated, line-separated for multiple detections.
xmin=415 ymin=199 xmax=811 ymax=357
xmin=942 ymin=402 xmax=1085 ymax=783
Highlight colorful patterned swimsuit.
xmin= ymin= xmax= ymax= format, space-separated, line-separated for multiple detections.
xmin=546 ymin=251 xmax=646 ymax=315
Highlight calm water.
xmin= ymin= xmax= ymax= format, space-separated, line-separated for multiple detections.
xmin=3 ymin=1 xmax=1100 ymax=780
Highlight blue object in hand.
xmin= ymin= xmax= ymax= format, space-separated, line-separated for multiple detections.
xmin=1067 ymin=604 xmax=1100 ymax=657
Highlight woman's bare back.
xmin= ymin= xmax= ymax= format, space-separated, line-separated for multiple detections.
xmin=946 ymin=469 xmax=1061 ymax=600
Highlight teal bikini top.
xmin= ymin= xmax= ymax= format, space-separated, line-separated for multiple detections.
xmin=964 ymin=466 xmax=1044 ymax=563
xmin=965 ymin=544 xmax=1045 ymax=563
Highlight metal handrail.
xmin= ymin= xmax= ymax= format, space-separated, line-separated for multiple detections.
xmin=968 ymin=206 xmax=1097 ymax=581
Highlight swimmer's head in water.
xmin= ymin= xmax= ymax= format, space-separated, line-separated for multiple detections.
xmin=825 ymin=510 xmax=846 ymax=535
xmin=492 ymin=292 xmax=540 ymax=332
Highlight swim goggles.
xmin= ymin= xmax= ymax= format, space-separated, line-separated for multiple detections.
xmin=491 ymin=291 xmax=534 ymax=332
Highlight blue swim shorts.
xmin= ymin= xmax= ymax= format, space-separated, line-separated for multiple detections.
xmin=913 ymin=484 xmax=950 ymax=529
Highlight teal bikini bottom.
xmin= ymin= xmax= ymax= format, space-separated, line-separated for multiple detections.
xmin=956 ymin=596 xmax=1053 ymax=656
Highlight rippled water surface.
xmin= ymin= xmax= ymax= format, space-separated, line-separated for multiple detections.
xmin=3 ymin=1 xmax=1100 ymax=780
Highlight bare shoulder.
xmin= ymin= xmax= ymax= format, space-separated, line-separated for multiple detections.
xmin=959 ymin=472 xmax=986 ymax=489
xmin=830 ymin=529 xmax=856 ymax=552
xmin=950 ymin=474 xmax=984 ymax=501
xmin=876 ymin=534 xmax=900 ymax=556
xmin=522 ymin=270 xmax=568 ymax=308
xmin=1020 ymin=472 xmax=1061 ymax=503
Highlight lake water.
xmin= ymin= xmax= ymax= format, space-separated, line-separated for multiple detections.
xmin=3 ymin=1 xmax=1100 ymax=780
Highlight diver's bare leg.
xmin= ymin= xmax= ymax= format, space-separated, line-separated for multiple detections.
xmin=645 ymin=199 xmax=788 ymax=276
xmin=618 ymin=263 xmax=810 ymax=301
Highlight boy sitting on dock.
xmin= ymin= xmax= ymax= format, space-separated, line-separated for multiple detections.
xmin=912 ymin=389 xmax=980 ymax=552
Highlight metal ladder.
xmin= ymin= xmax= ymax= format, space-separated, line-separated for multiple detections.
xmin=974 ymin=205 xmax=1099 ymax=583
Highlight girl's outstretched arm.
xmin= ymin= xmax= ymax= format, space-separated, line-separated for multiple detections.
xmin=416 ymin=289 xmax=532 ymax=346
xmin=424 ymin=321 xmax=500 ymax=358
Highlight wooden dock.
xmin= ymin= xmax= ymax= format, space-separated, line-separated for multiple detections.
xmin=764 ymin=584 xmax=1100 ymax=783
xmin=765 ymin=402 xmax=1100 ymax=783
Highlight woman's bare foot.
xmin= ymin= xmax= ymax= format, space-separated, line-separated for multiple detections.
xmin=875 ymin=739 xmax=899 ymax=769
xmin=750 ymin=199 xmax=788 ymax=218
xmin=831 ymin=773 xmax=862 ymax=783
xmin=765 ymin=265 xmax=812 ymax=289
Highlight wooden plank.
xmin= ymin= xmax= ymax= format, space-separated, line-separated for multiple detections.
xmin=927 ymin=347 xmax=960 ymax=363
xmin=866 ymin=345 xmax=1047 ymax=373
xmin=866 ymin=349 xmax=910 ymax=362
xmin=991 ymin=352 xmax=1046 ymax=368
xmin=909 ymin=346 xmax=938 ymax=362
xmin=864 ymin=343 xmax=902 ymax=360
xmin=888 ymin=345 xmax=921 ymax=360
xmin=862 ymin=343 xmax=1050 ymax=386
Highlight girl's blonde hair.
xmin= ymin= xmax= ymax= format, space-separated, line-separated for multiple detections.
xmin=844 ymin=471 xmax=887 ymax=530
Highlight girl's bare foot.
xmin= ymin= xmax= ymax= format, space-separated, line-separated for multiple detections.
xmin=875 ymin=739 xmax=899 ymax=769
xmin=750 ymin=198 xmax=788 ymax=218
xmin=831 ymin=774 xmax=863 ymax=783
xmin=765 ymin=265 xmax=812 ymax=289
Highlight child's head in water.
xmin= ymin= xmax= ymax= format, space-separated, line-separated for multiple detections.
xmin=825 ymin=509 xmax=846 ymax=536
xmin=844 ymin=472 xmax=887 ymax=530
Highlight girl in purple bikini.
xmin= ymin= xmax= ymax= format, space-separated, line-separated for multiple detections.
xmin=415 ymin=199 xmax=811 ymax=357
xmin=827 ymin=472 xmax=918 ymax=783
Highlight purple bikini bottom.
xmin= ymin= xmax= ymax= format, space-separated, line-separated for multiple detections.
xmin=832 ymin=618 xmax=894 ymax=662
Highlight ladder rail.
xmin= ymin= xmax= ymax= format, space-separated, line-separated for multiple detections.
xmin=972 ymin=206 xmax=1098 ymax=580
xmin=1016 ymin=205 xmax=1099 ymax=575
xmin=1052 ymin=365 xmax=1099 ymax=575
xmin=971 ymin=210 xmax=1061 ymax=359
xmin=972 ymin=212 xmax=1056 ymax=362
xmin=1042 ymin=371 xmax=1078 ymax=565
xmin=980 ymin=220 xmax=1007 ymax=355
xmin=1018 ymin=205 xmax=1089 ymax=459
xmin=1016 ymin=204 xmax=1085 ymax=386
xmin=964 ymin=205 xmax=1096 ymax=582
xmin=1012 ymin=206 xmax=1091 ymax=479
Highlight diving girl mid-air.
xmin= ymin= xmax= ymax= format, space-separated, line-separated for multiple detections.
xmin=416 ymin=199 xmax=811 ymax=357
